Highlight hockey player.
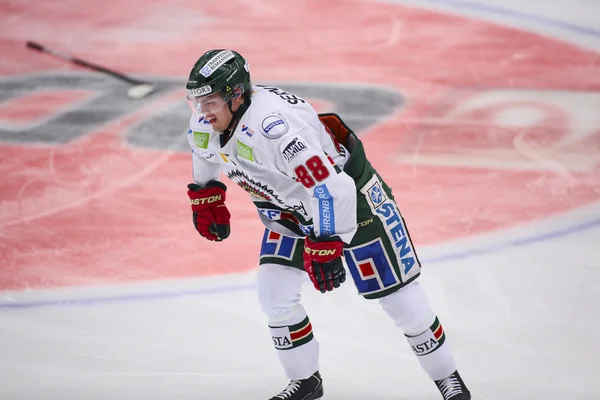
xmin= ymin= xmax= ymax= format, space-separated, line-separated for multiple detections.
xmin=184 ymin=49 xmax=471 ymax=400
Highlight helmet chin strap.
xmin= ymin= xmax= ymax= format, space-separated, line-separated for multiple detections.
xmin=219 ymin=93 xmax=252 ymax=148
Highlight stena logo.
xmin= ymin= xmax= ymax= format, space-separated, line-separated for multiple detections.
xmin=361 ymin=176 xmax=419 ymax=279
xmin=260 ymin=114 xmax=289 ymax=138
xmin=375 ymin=201 xmax=416 ymax=275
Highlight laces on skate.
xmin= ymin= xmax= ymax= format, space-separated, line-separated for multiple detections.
xmin=437 ymin=375 xmax=463 ymax=399
xmin=275 ymin=380 xmax=301 ymax=399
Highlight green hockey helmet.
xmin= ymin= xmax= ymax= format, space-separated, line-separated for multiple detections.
xmin=186 ymin=49 xmax=251 ymax=115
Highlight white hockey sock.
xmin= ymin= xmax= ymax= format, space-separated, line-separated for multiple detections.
xmin=404 ymin=315 xmax=457 ymax=381
xmin=268 ymin=304 xmax=319 ymax=380
xmin=379 ymin=282 xmax=457 ymax=381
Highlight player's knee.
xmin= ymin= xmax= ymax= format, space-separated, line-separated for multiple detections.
xmin=266 ymin=303 xmax=307 ymax=326
xmin=258 ymin=297 xmax=301 ymax=320
xmin=256 ymin=263 xmax=304 ymax=320
xmin=378 ymin=281 xmax=435 ymax=334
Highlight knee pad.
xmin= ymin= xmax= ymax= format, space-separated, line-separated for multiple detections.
xmin=256 ymin=263 xmax=306 ymax=321
xmin=269 ymin=304 xmax=308 ymax=327
xmin=379 ymin=281 xmax=435 ymax=334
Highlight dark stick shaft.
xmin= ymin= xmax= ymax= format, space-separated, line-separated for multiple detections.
xmin=26 ymin=41 xmax=145 ymax=85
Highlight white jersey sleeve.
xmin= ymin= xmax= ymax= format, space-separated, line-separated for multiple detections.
xmin=191 ymin=150 xmax=221 ymax=185
xmin=187 ymin=115 xmax=222 ymax=186
xmin=273 ymin=111 xmax=358 ymax=244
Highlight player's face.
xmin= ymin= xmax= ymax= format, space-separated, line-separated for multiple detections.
xmin=188 ymin=92 xmax=241 ymax=133
xmin=208 ymin=98 xmax=235 ymax=132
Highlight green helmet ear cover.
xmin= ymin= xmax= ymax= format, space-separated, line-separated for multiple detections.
xmin=186 ymin=49 xmax=251 ymax=102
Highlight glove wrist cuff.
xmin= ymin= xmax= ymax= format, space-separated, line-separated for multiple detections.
xmin=204 ymin=180 xmax=227 ymax=192
xmin=187 ymin=180 xmax=227 ymax=192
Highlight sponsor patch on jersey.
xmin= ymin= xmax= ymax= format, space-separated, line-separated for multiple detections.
xmin=282 ymin=137 xmax=307 ymax=163
xmin=360 ymin=176 xmax=419 ymax=280
xmin=193 ymin=131 xmax=210 ymax=149
xmin=241 ymin=124 xmax=254 ymax=137
xmin=367 ymin=181 xmax=386 ymax=209
xmin=199 ymin=50 xmax=235 ymax=77
xmin=236 ymin=139 xmax=254 ymax=162
xmin=187 ymin=85 xmax=212 ymax=97
xmin=314 ymin=184 xmax=335 ymax=236
xmin=260 ymin=113 xmax=289 ymax=139
xmin=378 ymin=202 xmax=417 ymax=275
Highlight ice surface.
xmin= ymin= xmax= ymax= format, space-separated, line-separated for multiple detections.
xmin=1 ymin=1 xmax=599 ymax=399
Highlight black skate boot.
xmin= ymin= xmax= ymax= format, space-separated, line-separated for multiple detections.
xmin=269 ymin=371 xmax=323 ymax=400
xmin=434 ymin=370 xmax=471 ymax=400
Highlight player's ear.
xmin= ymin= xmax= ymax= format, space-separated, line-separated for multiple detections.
xmin=232 ymin=89 xmax=245 ymax=107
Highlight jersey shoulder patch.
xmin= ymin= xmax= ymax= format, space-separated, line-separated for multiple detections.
xmin=260 ymin=112 xmax=289 ymax=139
xmin=280 ymin=136 xmax=309 ymax=164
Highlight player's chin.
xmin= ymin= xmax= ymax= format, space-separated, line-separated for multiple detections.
xmin=212 ymin=122 xmax=225 ymax=132
xmin=208 ymin=117 xmax=221 ymax=129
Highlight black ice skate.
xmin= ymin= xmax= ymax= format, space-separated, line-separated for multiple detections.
xmin=269 ymin=371 xmax=323 ymax=400
xmin=434 ymin=370 xmax=471 ymax=400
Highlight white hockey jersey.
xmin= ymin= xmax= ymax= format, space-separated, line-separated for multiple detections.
xmin=187 ymin=85 xmax=358 ymax=244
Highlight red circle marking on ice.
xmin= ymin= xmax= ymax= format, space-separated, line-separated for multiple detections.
xmin=0 ymin=0 xmax=599 ymax=290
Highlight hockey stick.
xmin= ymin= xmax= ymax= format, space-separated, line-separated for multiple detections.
xmin=25 ymin=41 xmax=155 ymax=100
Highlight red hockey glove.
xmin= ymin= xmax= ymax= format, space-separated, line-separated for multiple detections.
xmin=303 ymin=237 xmax=346 ymax=293
xmin=187 ymin=181 xmax=231 ymax=241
